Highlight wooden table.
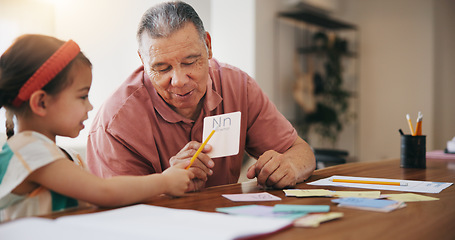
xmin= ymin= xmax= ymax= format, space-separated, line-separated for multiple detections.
xmin=46 ymin=159 xmax=455 ymax=240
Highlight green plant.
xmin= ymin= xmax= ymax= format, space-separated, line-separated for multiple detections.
xmin=295 ymin=32 xmax=353 ymax=145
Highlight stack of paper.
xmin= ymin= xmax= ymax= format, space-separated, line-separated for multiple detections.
xmin=332 ymin=198 xmax=406 ymax=212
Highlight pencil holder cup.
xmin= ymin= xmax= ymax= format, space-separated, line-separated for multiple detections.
xmin=400 ymin=135 xmax=426 ymax=168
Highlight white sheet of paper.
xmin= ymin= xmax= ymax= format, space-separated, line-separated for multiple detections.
xmin=203 ymin=111 xmax=241 ymax=158
xmin=56 ymin=204 xmax=291 ymax=240
xmin=0 ymin=205 xmax=292 ymax=240
xmin=308 ymin=175 xmax=453 ymax=194
xmin=0 ymin=217 xmax=143 ymax=240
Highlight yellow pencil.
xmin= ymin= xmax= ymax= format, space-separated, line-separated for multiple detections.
xmin=406 ymin=114 xmax=415 ymax=136
xmin=185 ymin=128 xmax=217 ymax=169
xmin=331 ymin=178 xmax=408 ymax=186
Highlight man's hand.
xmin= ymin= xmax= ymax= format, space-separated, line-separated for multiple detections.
xmin=246 ymin=150 xmax=297 ymax=188
xmin=246 ymin=137 xmax=315 ymax=189
xmin=169 ymin=141 xmax=214 ymax=191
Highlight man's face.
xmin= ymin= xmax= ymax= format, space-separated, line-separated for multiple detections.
xmin=139 ymin=23 xmax=212 ymax=119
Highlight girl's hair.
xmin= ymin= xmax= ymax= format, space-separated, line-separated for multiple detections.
xmin=0 ymin=34 xmax=91 ymax=139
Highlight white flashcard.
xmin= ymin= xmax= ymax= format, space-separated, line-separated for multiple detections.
xmin=203 ymin=111 xmax=241 ymax=158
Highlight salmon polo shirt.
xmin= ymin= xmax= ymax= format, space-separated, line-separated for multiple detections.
xmin=86 ymin=58 xmax=297 ymax=187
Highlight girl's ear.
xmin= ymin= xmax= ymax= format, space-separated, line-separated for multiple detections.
xmin=29 ymin=90 xmax=48 ymax=117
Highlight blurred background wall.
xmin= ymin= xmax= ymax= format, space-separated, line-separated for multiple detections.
xmin=1 ymin=0 xmax=454 ymax=162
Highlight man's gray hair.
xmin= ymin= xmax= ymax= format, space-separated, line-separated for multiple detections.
xmin=137 ymin=1 xmax=206 ymax=48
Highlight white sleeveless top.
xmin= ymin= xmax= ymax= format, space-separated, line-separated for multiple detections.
xmin=0 ymin=131 xmax=89 ymax=222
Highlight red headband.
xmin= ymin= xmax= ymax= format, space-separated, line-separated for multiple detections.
xmin=12 ymin=40 xmax=81 ymax=107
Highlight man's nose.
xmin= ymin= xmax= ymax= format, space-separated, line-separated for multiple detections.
xmin=171 ymin=68 xmax=189 ymax=87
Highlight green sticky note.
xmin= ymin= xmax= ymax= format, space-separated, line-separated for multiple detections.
xmin=273 ymin=204 xmax=330 ymax=213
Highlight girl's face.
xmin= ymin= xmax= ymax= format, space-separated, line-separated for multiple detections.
xmin=45 ymin=62 xmax=93 ymax=139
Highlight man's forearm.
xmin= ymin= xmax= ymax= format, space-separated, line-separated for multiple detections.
xmin=285 ymin=137 xmax=316 ymax=183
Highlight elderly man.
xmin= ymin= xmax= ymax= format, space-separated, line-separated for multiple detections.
xmin=86 ymin=1 xmax=315 ymax=191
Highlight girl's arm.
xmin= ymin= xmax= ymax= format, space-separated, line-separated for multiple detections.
xmin=25 ymin=159 xmax=194 ymax=207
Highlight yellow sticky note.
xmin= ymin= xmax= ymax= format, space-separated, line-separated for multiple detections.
xmin=284 ymin=189 xmax=333 ymax=197
xmin=384 ymin=193 xmax=439 ymax=202
xmin=294 ymin=212 xmax=344 ymax=227
xmin=332 ymin=191 xmax=381 ymax=199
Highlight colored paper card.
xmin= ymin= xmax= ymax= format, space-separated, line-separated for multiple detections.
xmin=216 ymin=205 xmax=306 ymax=219
xmin=332 ymin=198 xmax=406 ymax=212
xmin=332 ymin=198 xmax=397 ymax=208
xmin=293 ymin=212 xmax=344 ymax=228
xmin=273 ymin=204 xmax=330 ymax=213
xmin=283 ymin=189 xmax=333 ymax=197
xmin=383 ymin=193 xmax=439 ymax=202
xmin=203 ymin=111 xmax=241 ymax=158
xmin=331 ymin=191 xmax=381 ymax=199
xmin=337 ymin=201 xmax=406 ymax=213
xmin=222 ymin=192 xmax=281 ymax=202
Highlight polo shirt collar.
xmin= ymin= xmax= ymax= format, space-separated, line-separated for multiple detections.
xmin=144 ymin=71 xmax=222 ymax=124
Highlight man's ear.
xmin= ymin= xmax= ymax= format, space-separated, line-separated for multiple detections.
xmin=29 ymin=90 xmax=48 ymax=117
xmin=205 ymin=31 xmax=213 ymax=59
xmin=138 ymin=50 xmax=153 ymax=76
xmin=137 ymin=50 xmax=144 ymax=65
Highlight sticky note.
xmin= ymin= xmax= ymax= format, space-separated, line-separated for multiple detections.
xmin=283 ymin=189 xmax=333 ymax=197
xmin=273 ymin=204 xmax=330 ymax=213
xmin=293 ymin=212 xmax=344 ymax=227
xmin=383 ymin=193 xmax=439 ymax=202
xmin=216 ymin=205 xmax=306 ymax=219
xmin=331 ymin=191 xmax=381 ymax=199
xmin=332 ymin=198 xmax=398 ymax=208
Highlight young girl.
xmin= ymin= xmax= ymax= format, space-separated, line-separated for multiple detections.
xmin=0 ymin=34 xmax=194 ymax=222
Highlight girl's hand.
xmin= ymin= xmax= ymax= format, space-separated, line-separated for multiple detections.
xmin=169 ymin=141 xmax=214 ymax=183
xmin=162 ymin=161 xmax=195 ymax=196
